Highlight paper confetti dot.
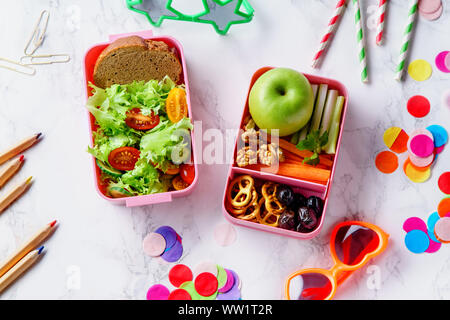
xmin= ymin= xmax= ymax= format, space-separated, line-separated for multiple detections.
xmin=425 ymin=239 xmax=442 ymax=253
xmin=160 ymin=240 xmax=183 ymax=263
xmin=375 ymin=151 xmax=399 ymax=174
xmin=403 ymin=159 xmax=431 ymax=183
xmin=154 ymin=226 xmax=178 ymax=249
xmin=403 ymin=217 xmax=427 ymax=233
xmin=407 ymin=95 xmax=431 ymax=118
xmin=147 ymin=284 xmax=170 ymax=300
xmin=195 ymin=272 xmax=218 ymax=297
xmin=216 ymin=265 xmax=228 ymax=289
xmin=218 ymin=269 xmax=235 ymax=293
xmin=438 ymin=172 xmax=450 ymax=195
xmin=408 ymin=59 xmax=433 ymax=81
xmin=419 ymin=0 xmax=442 ymax=14
xmin=214 ymin=222 xmax=237 ymax=247
xmin=427 ymin=211 xmax=442 ymax=243
xmin=405 ymin=230 xmax=430 ymax=254
xmin=420 ymin=4 xmax=443 ymax=20
xmin=383 ymin=127 xmax=409 ymax=153
xmin=446 ymin=53 xmax=450 ymax=71
xmin=194 ymin=260 xmax=218 ymax=277
xmin=168 ymin=288 xmax=192 ymax=300
xmin=169 ymin=264 xmax=193 ymax=288
xmin=410 ymin=135 xmax=435 ymax=157
xmin=142 ymin=233 xmax=166 ymax=257
xmin=179 ymin=281 xmax=203 ymax=300
xmin=435 ymin=51 xmax=450 ymax=73
xmin=438 ymin=197 xmax=450 ymax=217
xmin=434 ymin=217 xmax=450 ymax=243
xmin=427 ymin=125 xmax=448 ymax=148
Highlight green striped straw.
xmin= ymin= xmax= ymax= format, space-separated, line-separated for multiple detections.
xmin=352 ymin=0 xmax=368 ymax=83
xmin=395 ymin=0 xmax=419 ymax=81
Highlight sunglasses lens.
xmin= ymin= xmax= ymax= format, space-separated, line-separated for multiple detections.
xmin=288 ymin=272 xmax=333 ymax=300
xmin=334 ymin=224 xmax=380 ymax=266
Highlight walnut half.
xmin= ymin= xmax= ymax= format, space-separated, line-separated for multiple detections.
xmin=236 ymin=146 xmax=258 ymax=167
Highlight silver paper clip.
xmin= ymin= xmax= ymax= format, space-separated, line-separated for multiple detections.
xmin=0 ymin=57 xmax=36 ymax=76
xmin=19 ymin=54 xmax=71 ymax=65
xmin=24 ymin=10 xmax=50 ymax=56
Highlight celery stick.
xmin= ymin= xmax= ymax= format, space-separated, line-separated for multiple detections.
xmin=323 ymin=96 xmax=345 ymax=154
xmin=319 ymin=89 xmax=338 ymax=135
xmin=293 ymin=84 xmax=318 ymax=143
xmin=309 ymin=84 xmax=328 ymax=134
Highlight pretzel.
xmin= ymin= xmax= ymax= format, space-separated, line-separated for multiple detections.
xmin=261 ymin=182 xmax=285 ymax=214
xmin=256 ymin=198 xmax=281 ymax=227
xmin=226 ymin=175 xmax=254 ymax=208
xmin=226 ymin=189 xmax=258 ymax=215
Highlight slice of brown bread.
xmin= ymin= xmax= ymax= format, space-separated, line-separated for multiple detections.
xmin=93 ymin=36 xmax=182 ymax=88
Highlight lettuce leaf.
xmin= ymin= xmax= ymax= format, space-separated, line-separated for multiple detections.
xmin=140 ymin=118 xmax=193 ymax=170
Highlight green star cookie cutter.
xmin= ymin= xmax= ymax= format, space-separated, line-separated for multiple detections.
xmin=126 ymin=0 xmax=254 ymax=35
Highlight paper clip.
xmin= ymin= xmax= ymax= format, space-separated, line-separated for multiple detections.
xmin=0 ymin=57 xmax=36 ymax=76
xmin=19 ymin=54 xmax=71 ymax=65
xmin=24 ymin=10 xmax=50 ymax=56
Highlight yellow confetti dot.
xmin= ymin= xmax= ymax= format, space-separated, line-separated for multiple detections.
xmin=408 ymin=59 xmax=433 ymax=81
xmin=404 ymin=160 xmax=431 ymax=183
xmin=383 ymin=127 xmax=402 ymax=148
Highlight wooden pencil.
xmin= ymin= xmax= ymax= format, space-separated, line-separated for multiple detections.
xmin=0 ymin=246 xmax=44 ymax=293
xmin=0 ymin=220 xmax=56 ymax=278
xmin=0 ymin=133 xmax=42 ymax=166
xmin=0 ymin=155 xmax=25 ymax=189
xmin=0 ymin=176 xmax=33 ymax=214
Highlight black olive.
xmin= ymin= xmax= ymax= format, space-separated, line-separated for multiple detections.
xmin=289 ymin=193 xmax=307 ymax=211
xmin=297 ymin=206 xmax=318 ymax=230
xmin=306 ymin=196 xmax=323 ymax=215
xmin=276 ymin=185 xmax=294 ymax=206
xmin=279 ymin=209 xmax=297 ymax=230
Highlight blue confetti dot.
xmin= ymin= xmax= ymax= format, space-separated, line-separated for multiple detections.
xmin=405 ymin=230 xmax=430 ymax=254
xmin=427 ymin=212 xmax=441 ymax=243
xmin=427 ymin=125 xmax=448 ymax=148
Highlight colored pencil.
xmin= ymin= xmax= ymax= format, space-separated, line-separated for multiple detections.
xmin=0 ymin=246 xmax=44 ymax=293
xmin=0 ymin=220 xmax=56 ymax=278
xmin=0 ymin=133 xmax=42 ymax=166
xmin=0 ymin=176 xmax=33 ymax=214
xmin=0 ymin=155 xmax=25 ymax=189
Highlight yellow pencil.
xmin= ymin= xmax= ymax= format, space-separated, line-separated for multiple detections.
xmin=0 ymin=176 xmax=33 ymax=214
xmin=0 ymin=133 xmax=42 ymax=166
xmin=0 ymin=220 xmax=57 ymax=278
xmin=0 ymin=155 xmax=25 ymax=189
xmin=0 ymin=246 xmax=44 ymax=294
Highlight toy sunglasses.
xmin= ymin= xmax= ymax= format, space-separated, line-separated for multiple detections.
xmin=285 ymin=221 xmax=389 ymax=300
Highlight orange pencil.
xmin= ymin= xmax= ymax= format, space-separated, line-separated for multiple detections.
xmin=0 ymin=133 xmax=41 ymax=166
xmin=0 ymin=220 xmax=56 ymax=278
xmin=0 ymin=155 xmax=25 ymax=189
xmin=0 ymin=176 xmax=33 ymax=214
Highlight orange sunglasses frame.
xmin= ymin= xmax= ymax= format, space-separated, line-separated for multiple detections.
xmin=285 ymin=221 xmax=389 ymax=300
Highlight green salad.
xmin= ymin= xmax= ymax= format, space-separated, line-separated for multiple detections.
xmin=86 ymin=76 xmax=194 ymax=197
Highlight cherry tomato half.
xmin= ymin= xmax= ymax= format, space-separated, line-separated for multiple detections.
xmin=165 ymin=162 xmax=180 ymax=175
xmin=108 ymin=147 xmax=140 ymax=171
xmin=179 ymin=164 xmax=195 ymax=185
xmin=166 ymin=88 xmax=188 ymax=123
xmin=125 ymin=108 xmax=160 ymax=131
xmin=172 ymin=175 xmax=189 ymax=191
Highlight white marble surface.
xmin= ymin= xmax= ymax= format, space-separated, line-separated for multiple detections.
xmin=0 ymin=0 xmax=449 ymax=300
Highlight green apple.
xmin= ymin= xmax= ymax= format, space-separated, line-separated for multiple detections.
xmin=249 ymin=68 xmax=314 ymax=137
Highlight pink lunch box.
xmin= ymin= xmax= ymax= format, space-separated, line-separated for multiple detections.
xmin=83 ymin=30 xmax=198 ymax=207
xmin=222 ymin=67 xmax=349 ymax=239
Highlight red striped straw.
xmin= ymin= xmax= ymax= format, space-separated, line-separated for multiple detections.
xmin=376 ymin=0 xmax=387 ymax=45
xmin=311 ymin=0 xmax=347 ymax=68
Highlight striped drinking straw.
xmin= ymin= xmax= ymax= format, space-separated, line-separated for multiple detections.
xmin=311 ymin=0 xmax=347 ymax=68
xmin=395 ymin=0 xmax=419 ymax=81
xmin=352 ymin=0 xmax=368 ymax=83
xmin=376 ymin=0 xmax=387 ymax=45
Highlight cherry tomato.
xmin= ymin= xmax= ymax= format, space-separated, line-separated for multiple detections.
xmin=166 ymin=88 xmax=188 ymax=123
xmin=108 ymin=147 xmax=140 ymax=171
xmin=179 ymin=164 xmax=195 ymax=185
xmin=165 ymin=162 xmax=180 ymax=175
xmin=125 ymin=108 xmax=160 ymax=131
xmin=172 ymin=175 xmax=189 ymax=191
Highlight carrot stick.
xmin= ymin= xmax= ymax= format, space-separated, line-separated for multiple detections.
xmin=277 ymin=138 xmax=333 ymax=167
xmin=277 ymin=162 xmax=330 ymax=183
xmin=282 ymin=158 xmax=329 ymax=170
